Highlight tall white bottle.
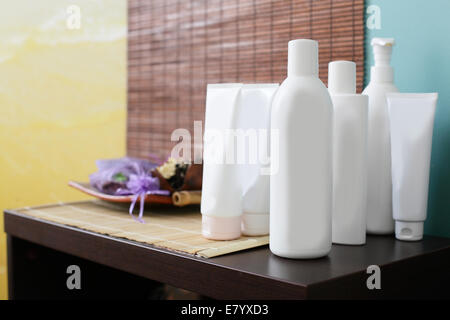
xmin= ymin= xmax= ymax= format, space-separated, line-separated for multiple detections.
xmin=270 ymin=39 xmax=333 ymax=259
xmin=363 ymin=38 xmax=398 ymax=234
xmin=329 ymin=61 xmax=368 ymax=245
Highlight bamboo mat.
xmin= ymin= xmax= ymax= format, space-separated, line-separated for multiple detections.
xmin=15 ymin=200 xmax=269 ymax=258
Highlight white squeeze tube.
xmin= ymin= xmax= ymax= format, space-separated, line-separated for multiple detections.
xmin=387 ymin=93 xmax=438 ymax=241
xmin=201 ymin=83 xmax=243 ymax=240
xmin=236 ymin=84 xmax=279 ymax=236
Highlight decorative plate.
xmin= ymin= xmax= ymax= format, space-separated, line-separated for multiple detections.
xmin=68 ymin=181 xmax=173 ymax=205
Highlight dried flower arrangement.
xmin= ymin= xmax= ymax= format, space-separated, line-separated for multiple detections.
xmin=88 ymin=157 xmax=202 ymax=222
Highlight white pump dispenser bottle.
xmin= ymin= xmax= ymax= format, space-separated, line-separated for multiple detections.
xmin=363 ymin=38 xmax=398 ymax=235
xmin=270 ymin=39 xmax=333 ymax=259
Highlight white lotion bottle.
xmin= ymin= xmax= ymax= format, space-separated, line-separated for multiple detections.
xmin=362 ymin=38 xmax=398 ymax=234
xmin=270 ymin=39 xmax=333 ymax=259
xmin=328 ymin=61 xmax=368 ymax=245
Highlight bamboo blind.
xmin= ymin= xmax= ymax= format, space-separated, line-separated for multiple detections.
xmin=127 ymin=0 xmax=365 ymax=159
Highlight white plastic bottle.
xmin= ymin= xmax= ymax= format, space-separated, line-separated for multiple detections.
xmin=363 ymin=38 xmax=398 ymax=235
xmin=328 ymin=61 xmax=368 ymax=245
xmin=270 ymin=39 xmax=333 ymax=259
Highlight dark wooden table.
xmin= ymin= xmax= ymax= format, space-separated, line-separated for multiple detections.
xmin=4 ymin=209 xmax=450 ymax=299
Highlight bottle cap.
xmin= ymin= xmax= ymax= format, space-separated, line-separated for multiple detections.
xmin=288 ymin=39 xmax=318 ymax=77
xmin=202 ymin=215 xmax=242 ymax=240
xmin=395 ymin=221 xmax=424 ymax=241
xmin=241 ymin=212 xmax=269 ymax=236
xmin=328 ymin=60 xmax=356 ymax=94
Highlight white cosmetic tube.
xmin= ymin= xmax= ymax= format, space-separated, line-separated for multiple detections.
xmin=387 ymin=93 xmax=438 ymax=241
xmin=201 ymin=84 xmax=243 ymax=240
xmin=236 ymin=84 xmax=278 ymax=236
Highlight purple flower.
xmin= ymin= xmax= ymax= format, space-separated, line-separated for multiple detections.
xmin=90 ymin=157 xmax=169 ymax=223
xmin=126 ymin=173 xmax=161 ymax=194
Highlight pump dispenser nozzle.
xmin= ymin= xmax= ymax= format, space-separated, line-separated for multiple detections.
xmin=372 ymin=38 xmax=394 ymax=67
xmin=370 ymin=37 xmax=395 ymax=83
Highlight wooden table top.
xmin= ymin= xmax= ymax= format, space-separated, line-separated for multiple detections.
xmin=4 ymin=208 xmax=450 ymax=299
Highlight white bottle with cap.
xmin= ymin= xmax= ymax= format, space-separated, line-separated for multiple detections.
xmin=270 ymin=39 xmax=333 ymax=259
xmin=363 ymin=38 xmax=399 ymax=235
xmin=328 ymin=61 xmax=368 ymax=245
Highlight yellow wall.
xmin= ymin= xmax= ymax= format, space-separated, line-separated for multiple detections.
xmin=0 ymin=0 xmax=127 ymax=299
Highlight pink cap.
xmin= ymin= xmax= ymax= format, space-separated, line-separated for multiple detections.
xmin=202 ymin=215 xmax=242 ymax=240
xmin=241 ymin=212 xmax=269 ymax=236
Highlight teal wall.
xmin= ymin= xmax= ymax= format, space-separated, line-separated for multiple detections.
xmin=365 ymin=0 xmax=450 ymax=237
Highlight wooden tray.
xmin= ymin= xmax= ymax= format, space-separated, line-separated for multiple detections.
xmin=68 ymin=181 xmax=173 ymax=205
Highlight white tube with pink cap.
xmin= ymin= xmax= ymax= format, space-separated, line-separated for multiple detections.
xmin=201 ymin=83 xmax=243 ymax=240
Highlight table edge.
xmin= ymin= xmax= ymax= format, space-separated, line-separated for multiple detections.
xmin=4 ymin=209 xmax=307 ymax=299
